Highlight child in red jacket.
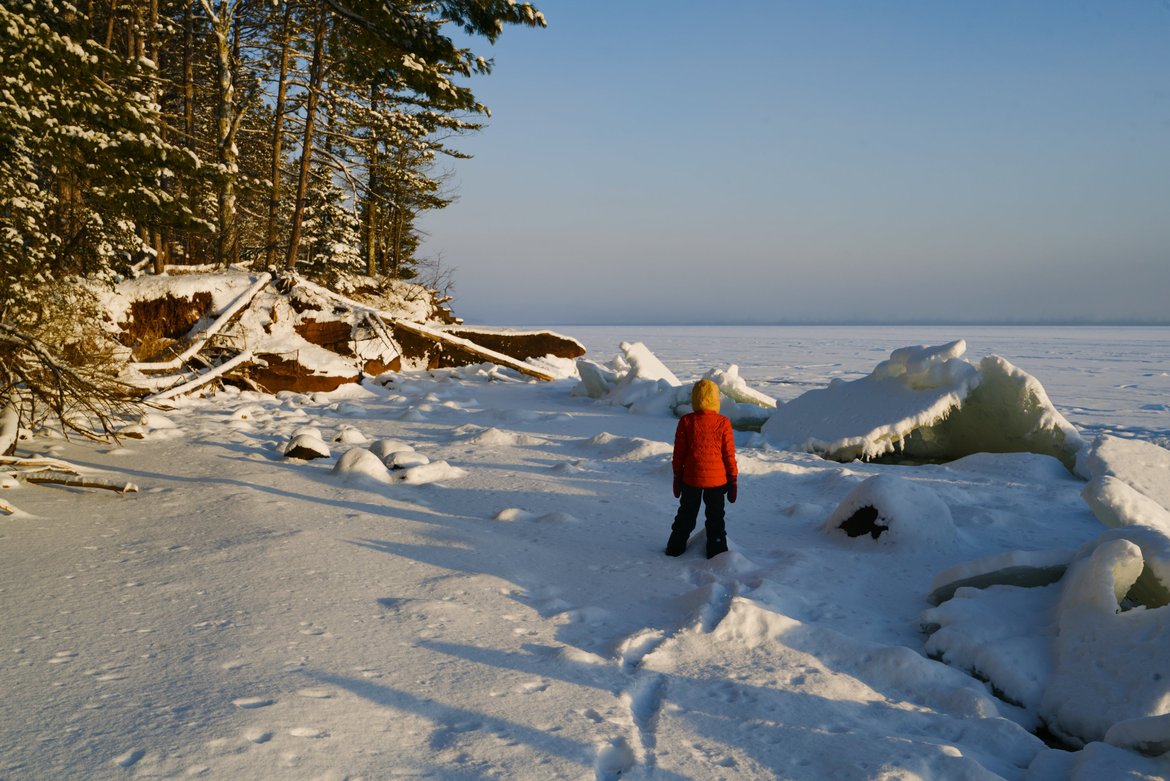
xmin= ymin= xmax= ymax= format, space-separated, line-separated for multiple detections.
xmin=666 ymin=379 xmax=738 ymax=559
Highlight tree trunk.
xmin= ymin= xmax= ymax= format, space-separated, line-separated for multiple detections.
xmin=364 ymin=87 xmax=379 ymax=276
xmin=199 ymin=0 xmax=240 ymax=268
xmin=264 ymin=2 xmax=295 ymax=268
xmin=285 ymin=1 xmax=327 ymax=269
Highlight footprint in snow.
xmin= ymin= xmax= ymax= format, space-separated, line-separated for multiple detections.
xmin=296 ymin=687 xmax=334 ymax=699
xmin=594 ymin=737 xmax=636 ymax=780
xmin=289 ymin=727 xmax=329 ymax=739
xmin=112 ymin=749 xmax=145 ymax=768
xmin=232 ymin=696 xmax=275 ymax=709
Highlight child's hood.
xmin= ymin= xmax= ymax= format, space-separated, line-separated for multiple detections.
xmin=691 ymin=379 xmax=721 ymax=412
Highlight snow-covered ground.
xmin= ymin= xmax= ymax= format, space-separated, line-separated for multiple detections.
xmin=2 ymin=326 xmax=1168 ymax=780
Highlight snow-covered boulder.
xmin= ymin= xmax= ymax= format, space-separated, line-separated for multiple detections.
xmin=330 ymin=447 xmax=391 ymax=482
xmin=284 ymin=433 xmax=331 ymax=460
xmin=368 ymin=439 xmax=415 ymax=459
xmin=822 ymin=473 xmax=956 ymax=550
xmin=761 ymin=340 xmax=1085 ymax=470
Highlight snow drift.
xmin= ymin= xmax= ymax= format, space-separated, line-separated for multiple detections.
xmin=760 ymin=340 xmax=1086 ymax=471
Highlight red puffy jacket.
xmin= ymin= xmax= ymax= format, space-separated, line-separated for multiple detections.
xmin=673 ymin=410 xmax=737 ymax=488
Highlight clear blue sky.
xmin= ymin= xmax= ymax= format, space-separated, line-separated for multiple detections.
xmin=419 ymin=1 xmax=1170 ymax=325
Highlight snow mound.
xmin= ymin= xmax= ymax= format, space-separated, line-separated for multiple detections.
xmin=464 ymin=427 xmax=546 ymax=447
xmin=703 ymin=364 xmax=777 ymax=408
xmin=284 ymin=433 xmax=331 ymax=460
xmin=119 ymin=412 xmax=183 ymax=441
xmin=330 ymin=448 xmax=390 ymax=482
xmin=398 ymin=461 xmax=466 ymax=485
xmin=333 ymin=425 xmax=369 ymax=444
xmin=822 ymin=473 xmax=956 ymax=550
xmin=577 ymin=432 xmax=672 ymax=462
xmin=367 ymin=439 xmax=414 ymax=458
xmin=761 ymin=340 xmax=1085 ymax=470
xmin=387 ymin=451 xmax=430 ymax=469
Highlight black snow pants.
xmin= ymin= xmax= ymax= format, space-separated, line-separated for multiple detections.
xmin=672 ymin=483 xmax=726 ymax=543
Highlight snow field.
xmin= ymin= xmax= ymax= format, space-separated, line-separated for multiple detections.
xmin=2 ymin=331 xmax=1169 ymax=779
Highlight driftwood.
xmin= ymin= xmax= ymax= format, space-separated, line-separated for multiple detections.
xmin=390 ymin=320 xmax=556 ymax=381
xmin=146 ymin=350 xmax=258 ymax=402
xmin=0 ymin=455 xmax=84 ymax=471
xmin=22 ymin=469 xmax=139 ymax=493
xmin=0 ymin=496 xmax=16 ymax=515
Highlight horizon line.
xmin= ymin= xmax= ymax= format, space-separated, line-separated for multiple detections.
xmin=468 ymin=319 xmax=1170 ymax=328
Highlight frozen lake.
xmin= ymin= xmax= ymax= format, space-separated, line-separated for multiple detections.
xmin=563 ymin=324 xmax=1170 ymax=445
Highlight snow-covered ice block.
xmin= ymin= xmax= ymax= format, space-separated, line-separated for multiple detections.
xmin=822 ymin=473 xmax=956 ymax=550
xmin=1105 ymin=713 xmax=1170 ymax=757
xmin=703 ymin=364 xmax=777 ymax=409
xmin=922 ymin=582 xmax=1059 ymax=714
xmin=928 ymin=549 xmax=1075 ymax=606
xmin=762 ymin=341 xmax=1085 ymax=470
xmin=1040 ymin=537 xmax=1170 ymax=747
xmin=1080 ymin=435 xmax=1170 ymax=605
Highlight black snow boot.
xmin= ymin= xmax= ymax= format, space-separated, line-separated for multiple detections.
xmin=664 ymin=531 xmax=689 ymax=557
xmin=706 ymin=536 xmax=728 ymax=559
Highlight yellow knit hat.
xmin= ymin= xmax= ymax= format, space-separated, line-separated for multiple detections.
xmin=691 ymin=379 xmax=721 ymax=412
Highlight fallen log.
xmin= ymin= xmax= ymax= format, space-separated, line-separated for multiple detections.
xmin=146 ymin=350 xmax=258 ymax=402
xmin=389 ymin=320 xmax=556 ymax=381
xmin=131 ymin=273 xmax=271 ymax=374
xmin=22 ymin=470 xmax=139 ymax=493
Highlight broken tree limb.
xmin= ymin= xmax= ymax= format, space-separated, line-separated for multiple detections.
xmin=23 ymin=470 xmax=139 ymax=493
xmin=131 ymin=272 xmax=272 ymax=374
xmin=0 ymin=455 xmax=80 ymax=471
xmin=146 ymin=350 xmax=257 ymax=402
xmin=388 ymin=320 xmax=556 ymax=382
xmin=364 ymin=312 xmax=403 ymax=361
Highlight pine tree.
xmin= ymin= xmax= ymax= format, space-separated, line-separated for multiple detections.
xmin=0 ymin=0 xmax=211 ymax=439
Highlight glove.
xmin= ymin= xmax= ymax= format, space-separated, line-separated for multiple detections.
xmin=727 ymin=479 xmax=737 ymax=503
xmin=673 ymin=471 xmax=682 ymax=498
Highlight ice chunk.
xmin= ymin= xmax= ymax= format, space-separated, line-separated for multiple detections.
xmin=703 ymin=364 xmax=777 ymax=408
xmin=762 ymin=341 xmax=980 ymax=462
xmin=619 ymin=341 xmax=679 ymax=386
xmin=922 ymin=581 xmax=1058 ymax=714
xmin=761 ymin=342 xmax=1085 ymax=470
xmin=928 ymin=549 xmax=1075 ymax=605
xmin=1040 ymin=538 xmax=1170 ymax=747
xmin=822 ymin=473 xmax=956 ymax=550
xmin=1080 ymin=435 xmax=1170 ymax=606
